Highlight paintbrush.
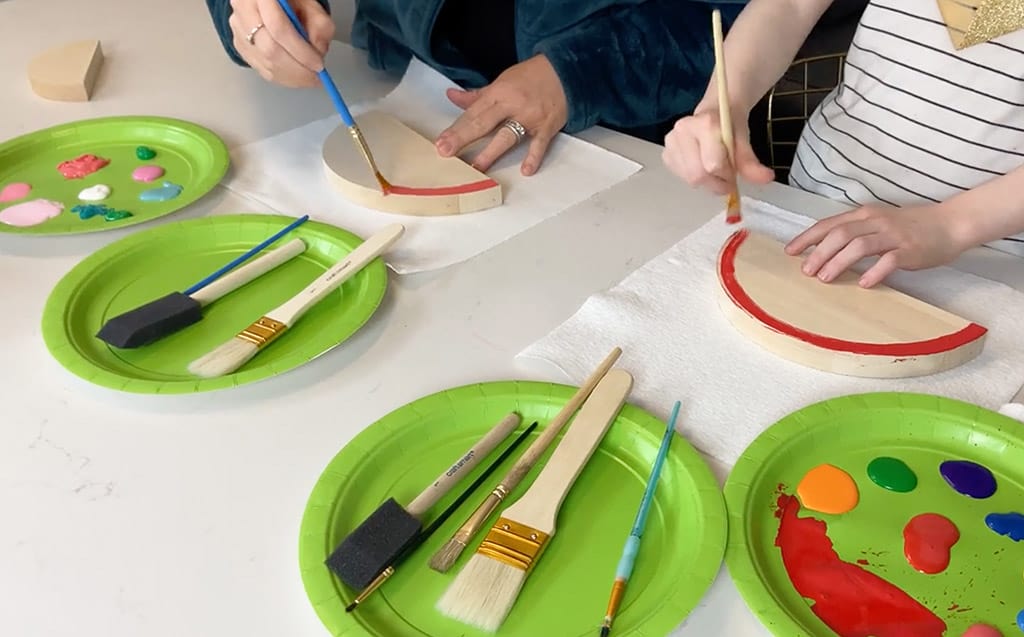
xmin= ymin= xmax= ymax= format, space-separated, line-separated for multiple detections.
xmin=599 ymin=400 xmax=679 ymax=637
xmin=345 ymin=421 xmax=539 ymax=613
xmin=96 ymin=238 xmax=306 ymax=348
xmin=325 ymin=412 xmax=522 ymax=591
xmin=712 ymin=9 xmax=742 ymax=225
xmin=437 ymin=368 xmax=634 ymax=632
xmin=187 ymin=223 xmax=404 ymax=378
xmin=275 ymin=0 xmax=391 ymax=195
xmin=428 ymin=346 xmax=623 ymax=573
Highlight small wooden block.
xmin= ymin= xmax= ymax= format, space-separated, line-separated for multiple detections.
xmin=716 ymin=230 xmax=987 ymax=378
xmin=28 ymin=39 xmax=104 ymax=102
xmin=321 ymin=110 xmax=503 ymax=216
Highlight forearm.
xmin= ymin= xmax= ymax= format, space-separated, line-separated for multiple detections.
xmin=944 ymin=166 xmax=1024 ymax=249
xmin=696 ymin=0 xmax=834 ymax=115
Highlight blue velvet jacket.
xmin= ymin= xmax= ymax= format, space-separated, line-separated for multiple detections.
xmin=206 ymin=0 xmax=748 ymax=133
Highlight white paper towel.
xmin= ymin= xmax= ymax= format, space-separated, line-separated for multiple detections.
xmin=221 ymin=57 xmax=641 ymax=274
xmin=518 ymin=198 xmax=1024 ymax=466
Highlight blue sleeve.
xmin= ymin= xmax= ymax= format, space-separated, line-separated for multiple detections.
xmin=204 ymin=0 xmax=332 ymax=67
xmin=533 ymin=1 xmax=745 ymax=133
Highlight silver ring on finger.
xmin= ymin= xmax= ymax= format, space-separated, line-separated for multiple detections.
xmin=246 ymin=23 xmax=265 ymax=45
xmin=502 ymin=119 xmax=527 ymax=144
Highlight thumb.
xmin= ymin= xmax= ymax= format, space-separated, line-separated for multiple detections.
xmin=447 ymin=87 xmax=482 ymax=110
xmin=734 ymin=138 xmax=775 ymax=184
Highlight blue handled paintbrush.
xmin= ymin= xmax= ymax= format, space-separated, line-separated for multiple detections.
xmin=599 ymin=400 xmax=679 ymax=637
xmin=274 ymin=0 xmax=391 ymax=195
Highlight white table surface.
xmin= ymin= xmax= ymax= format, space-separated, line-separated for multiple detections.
xmin=3 ymin=2 xmax=1022 ymax=636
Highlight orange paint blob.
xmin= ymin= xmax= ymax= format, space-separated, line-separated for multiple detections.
xmin=796 ymin=464 xmax=859 ymax=514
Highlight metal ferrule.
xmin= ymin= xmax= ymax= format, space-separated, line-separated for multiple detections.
xmin=237 ymin=317 xmax=288 ymax=348
xmin=477 ymin=517 xmax=549 ymax=572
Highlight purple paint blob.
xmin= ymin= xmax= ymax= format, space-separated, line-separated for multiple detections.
xmin=131 ymin=165 xmax=165 ymax=182
xmin=985 ymin=512 xmax=1024 ymax=542
xmin=939 ymin=460 xmax=996 ymax=499
xmin=0 ymin=182 xmax=30 ymax=202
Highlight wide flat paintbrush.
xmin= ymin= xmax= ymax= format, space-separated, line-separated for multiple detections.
xmin=428 ymin=346 xmax=623 ymax=573
xmin=599 ymin=400 xmax=679 ymax=637
xmin=712 ymin=9 xmax=742 ymax=225
xmin=96 ymin=238 xmax=306 ymax=348
xmin=437 ymin=368 xmax=634 ymax=632
xmin=275 ymin=0 xmax=391 ymax=195
xmin=345 ymin=421 xmax=538 ymax=613
xmin=187 ymin=223 xmax=404 ymax=378
xmin=325 ymin=412 xmax=522 ymax=591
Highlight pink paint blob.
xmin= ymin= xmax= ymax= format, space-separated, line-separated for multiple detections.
xmin=0 ymin=199 xmax=63 ymax=227
xmin=57 ymin=154 xmax=110 ymax=179
xmin=961 ymin=625 xmax=1002 ymax=637
xmin=131 ymin=165 xmax=165 ymax=182
xmin=0 ymin=182 xmax=30 ymax=202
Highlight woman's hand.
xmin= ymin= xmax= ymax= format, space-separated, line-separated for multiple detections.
xmin=662 ymin=107 xmax=774 ymax=194
xmin=434 ymin=55 xmax=568 ymax=176
xmin=228 ymin=0 xmax=334 ymax=88
xmin=784 ymin=203 xmax=971 ymax=288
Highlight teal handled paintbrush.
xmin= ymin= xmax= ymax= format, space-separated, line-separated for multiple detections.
xmin=599 ymin=400 xmax=679 ymax=637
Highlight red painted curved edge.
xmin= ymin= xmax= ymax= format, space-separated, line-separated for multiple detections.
xmin=387 ymin=178 xmax=499 ymax=197
xmin=718 ymin=229 xmax=988 ymax=357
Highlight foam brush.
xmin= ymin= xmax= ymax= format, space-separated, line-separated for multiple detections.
xmin=187 ymin=223 xmax=404 ymax=378
xmin=428 ymin=346 xmax=623 ymax=573
xmin=437 ymin=368 xmax=634 ymax=632
xmin=325 ymin=412 xmax=522 ymax=591
xmin=96 ymin=238 xmax=306 ymax=348
xmin=275 ymin=0 xmax=391 ymax=194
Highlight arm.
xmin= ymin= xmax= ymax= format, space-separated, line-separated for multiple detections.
xmin=945 ymin=165 xmax=1024 ymax=249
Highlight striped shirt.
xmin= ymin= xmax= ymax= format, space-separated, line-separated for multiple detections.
xmin=789 ymin=0 xmax=1024 ymax=252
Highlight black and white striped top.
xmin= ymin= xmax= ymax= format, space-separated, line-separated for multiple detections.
xmin=789 ymin=0 xmax=1024 ymax=249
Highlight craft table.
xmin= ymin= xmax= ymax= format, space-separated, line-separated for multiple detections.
xmin=2 ymin=2 xmax=1022 ymax=636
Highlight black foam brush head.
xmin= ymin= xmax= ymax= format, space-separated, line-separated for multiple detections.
xmin=325 ymin=498 xmax=422 ymax=590
xmin=95 ymin=292 xmax=203 ymax=348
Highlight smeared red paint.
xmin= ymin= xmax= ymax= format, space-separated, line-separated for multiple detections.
xmin=718 ymin=230 xmax=987 ymax=356
xmin=57 ymin=154 xmax=110 ymax=179
xmin=386 ymin=178 xmax=498 ymax=197
xmin=856 ymin=558 xmax=869 ymax=565
xmin=774 ymin=494 xmax=946 ymax=636
xmin=903 ymin=513 xmax=960 ymax=574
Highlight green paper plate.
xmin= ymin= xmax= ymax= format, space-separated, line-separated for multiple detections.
xmin=0 ymin=115 xmax=229 ymax=235
xmin=299 ymin=380 xmax=727 ymax=636
xmin=41 ymin=214 xmax=388 ymax=394
xmin=724 ymin=392 xmax=1024 ymax=636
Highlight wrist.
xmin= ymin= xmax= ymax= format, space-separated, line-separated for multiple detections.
xmin=935 ymin=200 xmax=982 ymax=253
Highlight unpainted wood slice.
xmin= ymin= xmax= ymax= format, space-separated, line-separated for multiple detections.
xmin=716 ymin=229 xmax=987 ymax=378
xmin=321 ymin=110 xmax=503 ymax=216
xmin=28 ymin=39 xmax=104 ymax=102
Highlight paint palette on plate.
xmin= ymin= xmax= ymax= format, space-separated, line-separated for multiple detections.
xmin=0 ymin=115 xmax=229 ymax=235
xmin=724 ymin=393 xmax=1024 ymax=637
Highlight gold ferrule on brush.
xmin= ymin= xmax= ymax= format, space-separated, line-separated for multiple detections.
xmin=605 ymin=579 xmax=627 ymax=617
xmin=477 ymin=517 xmax=549 ymax=572
xmin=354 ymin=566 xmax=394 ymax=606
xmin=348 ymin=126 xmax=385 ymax=176
xmin=237 ymin=317 xmax=288 ymax=348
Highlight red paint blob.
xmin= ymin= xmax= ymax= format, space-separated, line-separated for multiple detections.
xmin=718 ymin=230 xmax=987 ymax=356
xmin=903 ymin=513 xmax=960 ymax=574
xmin=57 ymin=154 xmax=110 ymax=179
xmin=387 ymin=178 xmax=498 ymax=197
xmin=774 ymin=494 xmax=947 ymax=636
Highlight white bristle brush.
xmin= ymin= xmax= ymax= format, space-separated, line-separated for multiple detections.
xmin=437 ymin=368 xmax=634 ymax=632
xmin=187 ymin=223 xmax=404 ymax=378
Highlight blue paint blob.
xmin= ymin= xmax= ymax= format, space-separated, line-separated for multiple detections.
xmin=138 ymin=180 xmax=182 ymax=202
xmin=71 ymin=204 xmax=133 ymax=222
xmin=1016 ymin=608 xmax=1024 ymax=633
xmin=986 ymin=512 xmax=1024 ymax=542
xmin=939 ymin=460 xmax=996 ymax=499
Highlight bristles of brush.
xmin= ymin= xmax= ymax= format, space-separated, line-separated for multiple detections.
xmin=428 ymin=536 xmax=467 ymax=573
xmin=375 ymin=172 xmax=392 ymax=196
xmin=187 ymin=337 xmax=259 ymax=378
xmin=725 ymin=189 xmax=742 ymax=224
xmin=436 ymin=554 xmax=526 ymax=632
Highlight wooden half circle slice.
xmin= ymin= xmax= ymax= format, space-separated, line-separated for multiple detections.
xmin=716 ymin=229 xmax=987 ymax=378
xmin=321 ymin=110 xmax=503 ymax=216
xmin=28 ymin=39 xmax=104 ymax=102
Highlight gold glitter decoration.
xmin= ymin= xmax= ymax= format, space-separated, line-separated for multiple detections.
xmin=936 ymin=0 xmax=1024 ymax=49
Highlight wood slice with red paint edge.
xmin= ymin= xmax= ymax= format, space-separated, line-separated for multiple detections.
xmin=715 ymin=229 xmax=987 ymax=378
xmin=321 ymin=110 xmax=502 ymax=216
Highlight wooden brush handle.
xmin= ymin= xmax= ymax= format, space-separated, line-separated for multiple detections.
xmin=712 ymin=9 xmax=734 ymax=164
xmin=266 ymin=224 xmax=403 ymax=325
xmin=190 ymin=239 xmax=306 ymax=306
xmin=502 ymin=369 xmax=633 ymax=533
xmin=406 ymin=412 xmax=521 ymax=518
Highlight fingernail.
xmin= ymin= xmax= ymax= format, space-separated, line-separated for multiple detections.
xmin=436 ymin=141 xmax=452 ymax=155
xmin=522 ymin=163 xmax=535 ymax=175
xmin=819 ymin=271 xmax=831 ymax=282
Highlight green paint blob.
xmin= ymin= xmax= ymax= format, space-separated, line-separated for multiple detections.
xmin=135 ymin=145 xmax=156 ymax=160
xmin=867 ymin=457 xmax=917 ymax=493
